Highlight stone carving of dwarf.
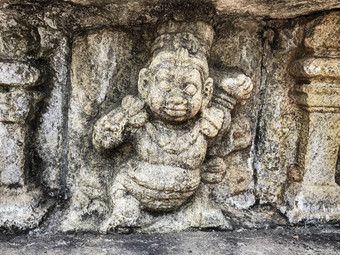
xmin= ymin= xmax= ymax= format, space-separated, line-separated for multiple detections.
xmin=92 ymin=21 xmax=253 ymax=231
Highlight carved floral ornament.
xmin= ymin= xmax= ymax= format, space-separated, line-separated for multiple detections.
xmin=91 ymin=21 xmax=253 ymax=231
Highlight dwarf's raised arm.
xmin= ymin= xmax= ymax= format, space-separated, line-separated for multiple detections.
xmin=92 ymin=95 xmax=148 ymax=152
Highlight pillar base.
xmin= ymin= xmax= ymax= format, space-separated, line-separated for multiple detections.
xmin=0 ymin=187 xmax=53 ymax=231
xmin=282 ymin=183 xmax=340 ymax=223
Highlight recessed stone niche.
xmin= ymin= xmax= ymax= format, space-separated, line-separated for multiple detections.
xmin=0 ymin=1 xmax=339 ymax=234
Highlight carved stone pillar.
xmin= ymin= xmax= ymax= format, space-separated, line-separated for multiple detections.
xmin=283 ymin=12 xmax=340 ymax=223
xmin=0 ymin=62 xmax=43 ymax=186
xmin=0 ymin=11 xmax=49 ymax=230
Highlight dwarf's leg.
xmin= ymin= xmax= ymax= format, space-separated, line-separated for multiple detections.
xmin=100 ymin=173 xmax=141 ymax=233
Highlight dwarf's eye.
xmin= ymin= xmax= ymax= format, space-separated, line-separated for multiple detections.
xmin=184 ymin=83 xmax=197 ymax=95
xmin=158 ymin=80 xmax=171 ymax=92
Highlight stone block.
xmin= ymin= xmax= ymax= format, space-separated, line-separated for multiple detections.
xmin=0 ymin=187 xmax=50 ymax=231
xmin=0 ymin=123 xmax=26 ymax=186
xmin=63 ymin=0 xmax=340 ymax=19
xmin=284 ymin=184 xmax=340 ymax=223
xmin=255 ymin=21 xmax=303 ymax=205
xmin=61 ymin=20 xmax=259 ymax=233
xmin=304 ymin=12 xmax=340 ymax=55
xmin=290 ymin=57 xmax=340 ymax=83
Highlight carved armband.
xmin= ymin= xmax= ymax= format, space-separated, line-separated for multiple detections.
xmin=121 ymin=95 xmax=148 ymax=129
xmin=199 ymin=106 xmax=224 ymax=138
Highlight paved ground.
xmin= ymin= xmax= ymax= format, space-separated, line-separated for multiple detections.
xmin=1 ymin=226 xmax=339 ymax=254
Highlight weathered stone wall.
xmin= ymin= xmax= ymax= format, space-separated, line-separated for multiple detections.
xmin=0 ymin=0 xmax=339 ymax=233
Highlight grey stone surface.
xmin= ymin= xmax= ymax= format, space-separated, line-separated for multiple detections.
xmin=255 ymin=19 xmax=303 ymax=205
xmin=0 ymin=10 xmax=39 ymax=61
xmin=1 ymin=227 xmax=340 ymax=255
xmin=62 ymin=0 xmax=340 ymax=19
xmin=209 ymin=16 xmax=262 ymax=212
xmin=214 ymin=0 xmax=340 ymax=18
xmin=62 ymin=28 xmax=139 ymax=232
xmin=36 ymin=31 xmax=71 ymax=195
xmin=0 ymin=187 xmax=50 ymax=231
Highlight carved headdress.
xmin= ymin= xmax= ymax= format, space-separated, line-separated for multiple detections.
xmin=150 ymin=21 xmax=215 ymax=78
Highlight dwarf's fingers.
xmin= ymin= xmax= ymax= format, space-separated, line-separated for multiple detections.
xmin=204 ymin=162 xmax=226 ymax=173
xmin=129 ymin=111 xmax=148 ymax=128
xmin=201 ymin=172 xmax=225 ymax=184
xmin=106 ymin=123 xmax=125 ymax=133
xmin=201 ymin=107 xmax=224 ymax=130
xmin=200 ymin=118 xmax=219 ymax=137
xmin=122 ymin=95 xmax=145 ymax=117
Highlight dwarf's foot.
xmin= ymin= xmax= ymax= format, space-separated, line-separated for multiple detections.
xmin=100 ymin=185 xmax=141 ymax=233
xmin=60 ymin=189 xmax=108 ymax=232
xmin=201 ymin=156 xmax=226 ymax=184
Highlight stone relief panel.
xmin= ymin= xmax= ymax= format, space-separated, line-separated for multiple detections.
xmin=255 ymin=19 xmax=304 ymax=206
xmin=35 ymin=32 xmax=71 ymax=196
xmin=60 ymin=21 xmax=259 ymax=233
xmin=0 ymin=1 xmax=339 ymax=234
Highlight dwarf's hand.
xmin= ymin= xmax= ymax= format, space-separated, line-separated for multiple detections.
xmin=102 ymin=111 xmax=127 ymax=132
xmin=201 ymin=156 xmax=226 ymax=184
xmin=121 ymin=95 xmax=148 ymax=128
xmin=92 ymin=109 xmax=128 ymax=151
xmin=219 ymin=74 xmax=253 ymax=103
xmin=200 ymin=107 xmax=224 ymax=138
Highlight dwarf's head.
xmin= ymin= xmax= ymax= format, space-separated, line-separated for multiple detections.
xmin=138 ymin=21 xmax=215 ymax=123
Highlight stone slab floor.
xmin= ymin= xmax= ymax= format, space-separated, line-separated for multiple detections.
xmin=1 ymin=226 xmax=339 ymax=255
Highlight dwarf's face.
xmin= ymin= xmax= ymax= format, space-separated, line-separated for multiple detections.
xmin=138 ymin=50 xmax=213 ymax=123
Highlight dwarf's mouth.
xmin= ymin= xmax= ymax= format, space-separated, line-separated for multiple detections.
xmin=164 ymin=106 xmax=187 ymax=117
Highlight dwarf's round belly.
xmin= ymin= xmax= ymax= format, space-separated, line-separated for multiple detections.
xmin=124 ymin=161 xmax=201 ymax=212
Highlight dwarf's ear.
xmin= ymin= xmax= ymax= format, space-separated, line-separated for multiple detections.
xmin=138 ymin=68 xmax=151 ymax=100
xmin=202 ymin=77 xmax=213 ymax=109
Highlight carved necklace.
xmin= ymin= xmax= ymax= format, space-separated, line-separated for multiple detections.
xmin=145 ymin=119 xmax=201 ymax=154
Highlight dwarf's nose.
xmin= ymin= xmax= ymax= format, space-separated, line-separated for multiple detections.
xmin=167 ymin=89 xmax=187 ymax=105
